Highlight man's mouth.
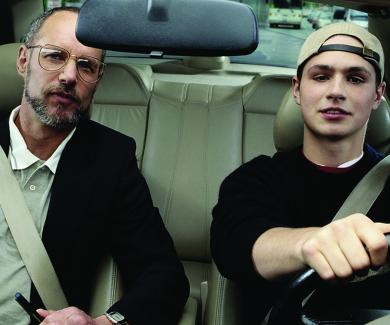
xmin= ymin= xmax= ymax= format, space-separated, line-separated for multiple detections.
xmin=48 ymin=91 xmax=80 ymax=106
xmin=319 ymin=107 xmax=351 ymax=116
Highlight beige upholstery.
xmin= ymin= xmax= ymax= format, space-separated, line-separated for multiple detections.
xmin=90 ymin=68 xmax=199 ymax=324
xmin=91 ymin=63 xmax=152 ymax=163
xmin=366 ymin=98 xmax=390 ymax=153
xmin=0 ymin=43 xmax=24 ymax=118
xmin=203 ymin=261 xmax=244 ymax=325
xmin=141 ymin=80 xmax=245 ymax=324
xmin=183 ymin=56 xmax=231 ymax=70
xmin=274 ymin=88 xmax=390 ymax=153
xmin=88 ymin=252 xmax=197 ymax=324
xmin=243 ymin=74 xmax=292 ymax=162
xmin=273 ymin=88 xmax=303 ymax=152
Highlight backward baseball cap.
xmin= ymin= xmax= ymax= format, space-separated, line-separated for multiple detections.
xmin=297 ymin=22 xmax=385 ymax=81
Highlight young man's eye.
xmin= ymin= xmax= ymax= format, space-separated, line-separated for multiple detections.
xmin=313 ymin=75 xmax=328 ymax=81
xmin=348 ymin=76 xmax=365 ymax=84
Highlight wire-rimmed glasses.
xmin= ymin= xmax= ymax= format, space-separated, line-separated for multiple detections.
xmin=26 ymin=44 xmax=105 ymax=83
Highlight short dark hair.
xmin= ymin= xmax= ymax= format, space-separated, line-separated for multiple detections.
xmin=23 ymin=6 xmax=106 ymax=61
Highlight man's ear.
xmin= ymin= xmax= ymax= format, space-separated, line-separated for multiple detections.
xmin=373 ymin=81 xmax=386 ymax=110
xmin=292 ymin=76 xmax=301 ymax=105
xmin=16 ymin=45 xmax=28 ymax=77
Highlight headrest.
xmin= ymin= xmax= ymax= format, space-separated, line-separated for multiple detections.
xmin=94 ymin=63 xmax=152 ymax=105
xmin=244 ymin=74 xmax=292 ymax=115
xmin=183 ymin=56 xmax=230 ymax=70
xmin=273 ymin=89 xmax=303 ymax=152
xmin=273 ymin=88 xmax=390 ymax=153
xmin=0 ymin=43 xmax=24 ymax=119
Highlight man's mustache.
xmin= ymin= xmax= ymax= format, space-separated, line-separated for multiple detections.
xmin=43 ymin=84 xmax=81 ymax=104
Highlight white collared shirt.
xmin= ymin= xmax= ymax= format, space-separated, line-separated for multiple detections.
xmin=0 ymin=106 xmax=75 ymax=324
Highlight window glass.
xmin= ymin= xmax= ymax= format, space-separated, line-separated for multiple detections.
xmin=231 ymin=1 xmax=362 ymax=68
xmin=45 ymin=0 xmax=367 ymax=69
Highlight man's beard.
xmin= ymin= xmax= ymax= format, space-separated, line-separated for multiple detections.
xmin=24 ymin=68 xmax=89 ymax=131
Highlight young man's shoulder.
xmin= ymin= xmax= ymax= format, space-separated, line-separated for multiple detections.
xmin=240 ymin=148 xmax=301 ymax=173
xmin=364 ymin=143 xmax=385 ymax=161
xmin=222 ymin=148 xmax=302 ymax=188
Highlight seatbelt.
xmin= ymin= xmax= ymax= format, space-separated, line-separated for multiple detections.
xmin=0 ymin=146 xmax=68 ymax=310
xmin=264 ymin=154 xmax=390 ymax=325
xmin=330 ymin=154 xmax=390 ymax=286
xmin=333 ymin=154 xmax=390 ymax=220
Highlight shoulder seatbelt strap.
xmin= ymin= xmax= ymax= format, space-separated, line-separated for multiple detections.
xmin=331 ymin=154 xmax=390 ymax=283
xmin=333 ymin=154 xmax=390 ymax=221
xmin=0 ymin=146 xmax=68 ymax=310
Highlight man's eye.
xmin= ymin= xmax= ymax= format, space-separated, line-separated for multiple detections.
xmin=313 ymin=75 xmax=328 ymax=81
xmin=42 ymin=50 xmax=66 ymax=61
xmin=348 ymin=76 xmax=365 ymax=84
xmin=78 ymin=59 xmax=97 ymax=73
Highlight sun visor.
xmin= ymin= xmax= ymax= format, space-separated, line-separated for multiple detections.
xmin=76 ymin=0 xmax=259 ymax=56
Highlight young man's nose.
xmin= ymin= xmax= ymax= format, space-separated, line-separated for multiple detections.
xmin=326 ymin=76 xmax=346 ymax=101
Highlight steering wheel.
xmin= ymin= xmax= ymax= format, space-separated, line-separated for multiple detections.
xmin=267 ymin=234 xmax=390 ymax=325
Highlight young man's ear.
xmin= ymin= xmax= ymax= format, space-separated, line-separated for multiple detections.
xmin=16 ymin=45 xmax=28 ymax=77
xmin=373 ymin=81 xmax=386 ymax=110
xmin=292 ymin=76 xmax=301 ymax=106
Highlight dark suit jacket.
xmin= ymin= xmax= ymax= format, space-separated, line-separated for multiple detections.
xmin=0 ymin=117 xmax=189 ymax=325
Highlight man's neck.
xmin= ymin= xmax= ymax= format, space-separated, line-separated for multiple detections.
xmin=15 ymin=105 xmax=71 ymax=160
xmin=302 ymin=133 xmax=365 ymax=168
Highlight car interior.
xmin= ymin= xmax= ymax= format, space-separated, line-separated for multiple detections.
xmin=1 ymin=0 xmax=390 ymax=324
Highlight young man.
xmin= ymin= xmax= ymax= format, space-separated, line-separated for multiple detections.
xmin=0 ymin=7 xmax=188 ymax=325
xmin=211 ymin=22 xmax=389 ymax=324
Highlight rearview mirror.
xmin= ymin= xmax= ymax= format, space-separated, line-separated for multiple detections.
xmin=76 ymin=0 xmax=259 ymax=56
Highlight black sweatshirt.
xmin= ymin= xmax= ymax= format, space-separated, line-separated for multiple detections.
xmin=211 ymin=145 xmax=390 ymax=324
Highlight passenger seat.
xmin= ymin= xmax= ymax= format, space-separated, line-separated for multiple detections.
xmin=90 ymin=63 xmax=152 ymax=164
xmin=0 ymin=43 xmax=24 ymax=119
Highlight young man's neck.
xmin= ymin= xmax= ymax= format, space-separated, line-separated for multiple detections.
xmin=302 ymin=134 xmax=365 ymax=167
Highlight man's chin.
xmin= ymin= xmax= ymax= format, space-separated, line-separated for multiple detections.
xmin=39 ymin=110 xmax=84 ymax=130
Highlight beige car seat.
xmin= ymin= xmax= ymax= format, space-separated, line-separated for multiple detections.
xmin=0 ymin=43 xmax=24 ymax=118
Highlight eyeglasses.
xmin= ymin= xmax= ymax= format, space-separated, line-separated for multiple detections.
xmin=26 ymin=44 xmax=105 ymax=83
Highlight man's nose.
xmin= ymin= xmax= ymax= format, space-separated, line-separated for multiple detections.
xmin=58 ymin=58 xmax=78 ymax=85
xmin=326 ymin=76 xmax=346 ymax=101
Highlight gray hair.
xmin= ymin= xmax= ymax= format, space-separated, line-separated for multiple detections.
xmin=23 ymin=6 xmax=106 ymax=61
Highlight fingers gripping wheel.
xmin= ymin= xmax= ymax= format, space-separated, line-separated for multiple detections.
xmin=267 ymin=234 xmax=390 ymax=325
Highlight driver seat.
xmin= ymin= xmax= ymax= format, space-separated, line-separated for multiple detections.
xmin=270 ymin=88 xmax=390 ymax=325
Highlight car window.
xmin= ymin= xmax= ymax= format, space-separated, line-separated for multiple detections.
xmin=43 ymin=0 xmax=367 ymax=70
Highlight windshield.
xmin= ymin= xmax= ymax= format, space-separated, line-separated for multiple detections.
xmin=350 ymin=10 xmax=368 ymax=20
xmin=44 ymin=0 xmax=367 ymax=69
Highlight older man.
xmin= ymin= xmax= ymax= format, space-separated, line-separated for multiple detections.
xmin=0 ymin=7 xmax=188 ymax=325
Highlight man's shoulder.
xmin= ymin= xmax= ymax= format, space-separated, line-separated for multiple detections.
xmin=245 ymin=148 xmax=300 ymax=170
xmin=78 ymin=119 xmax=135 ymax=147
xmin=227 ymin=149 xmax=301 ymax=181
